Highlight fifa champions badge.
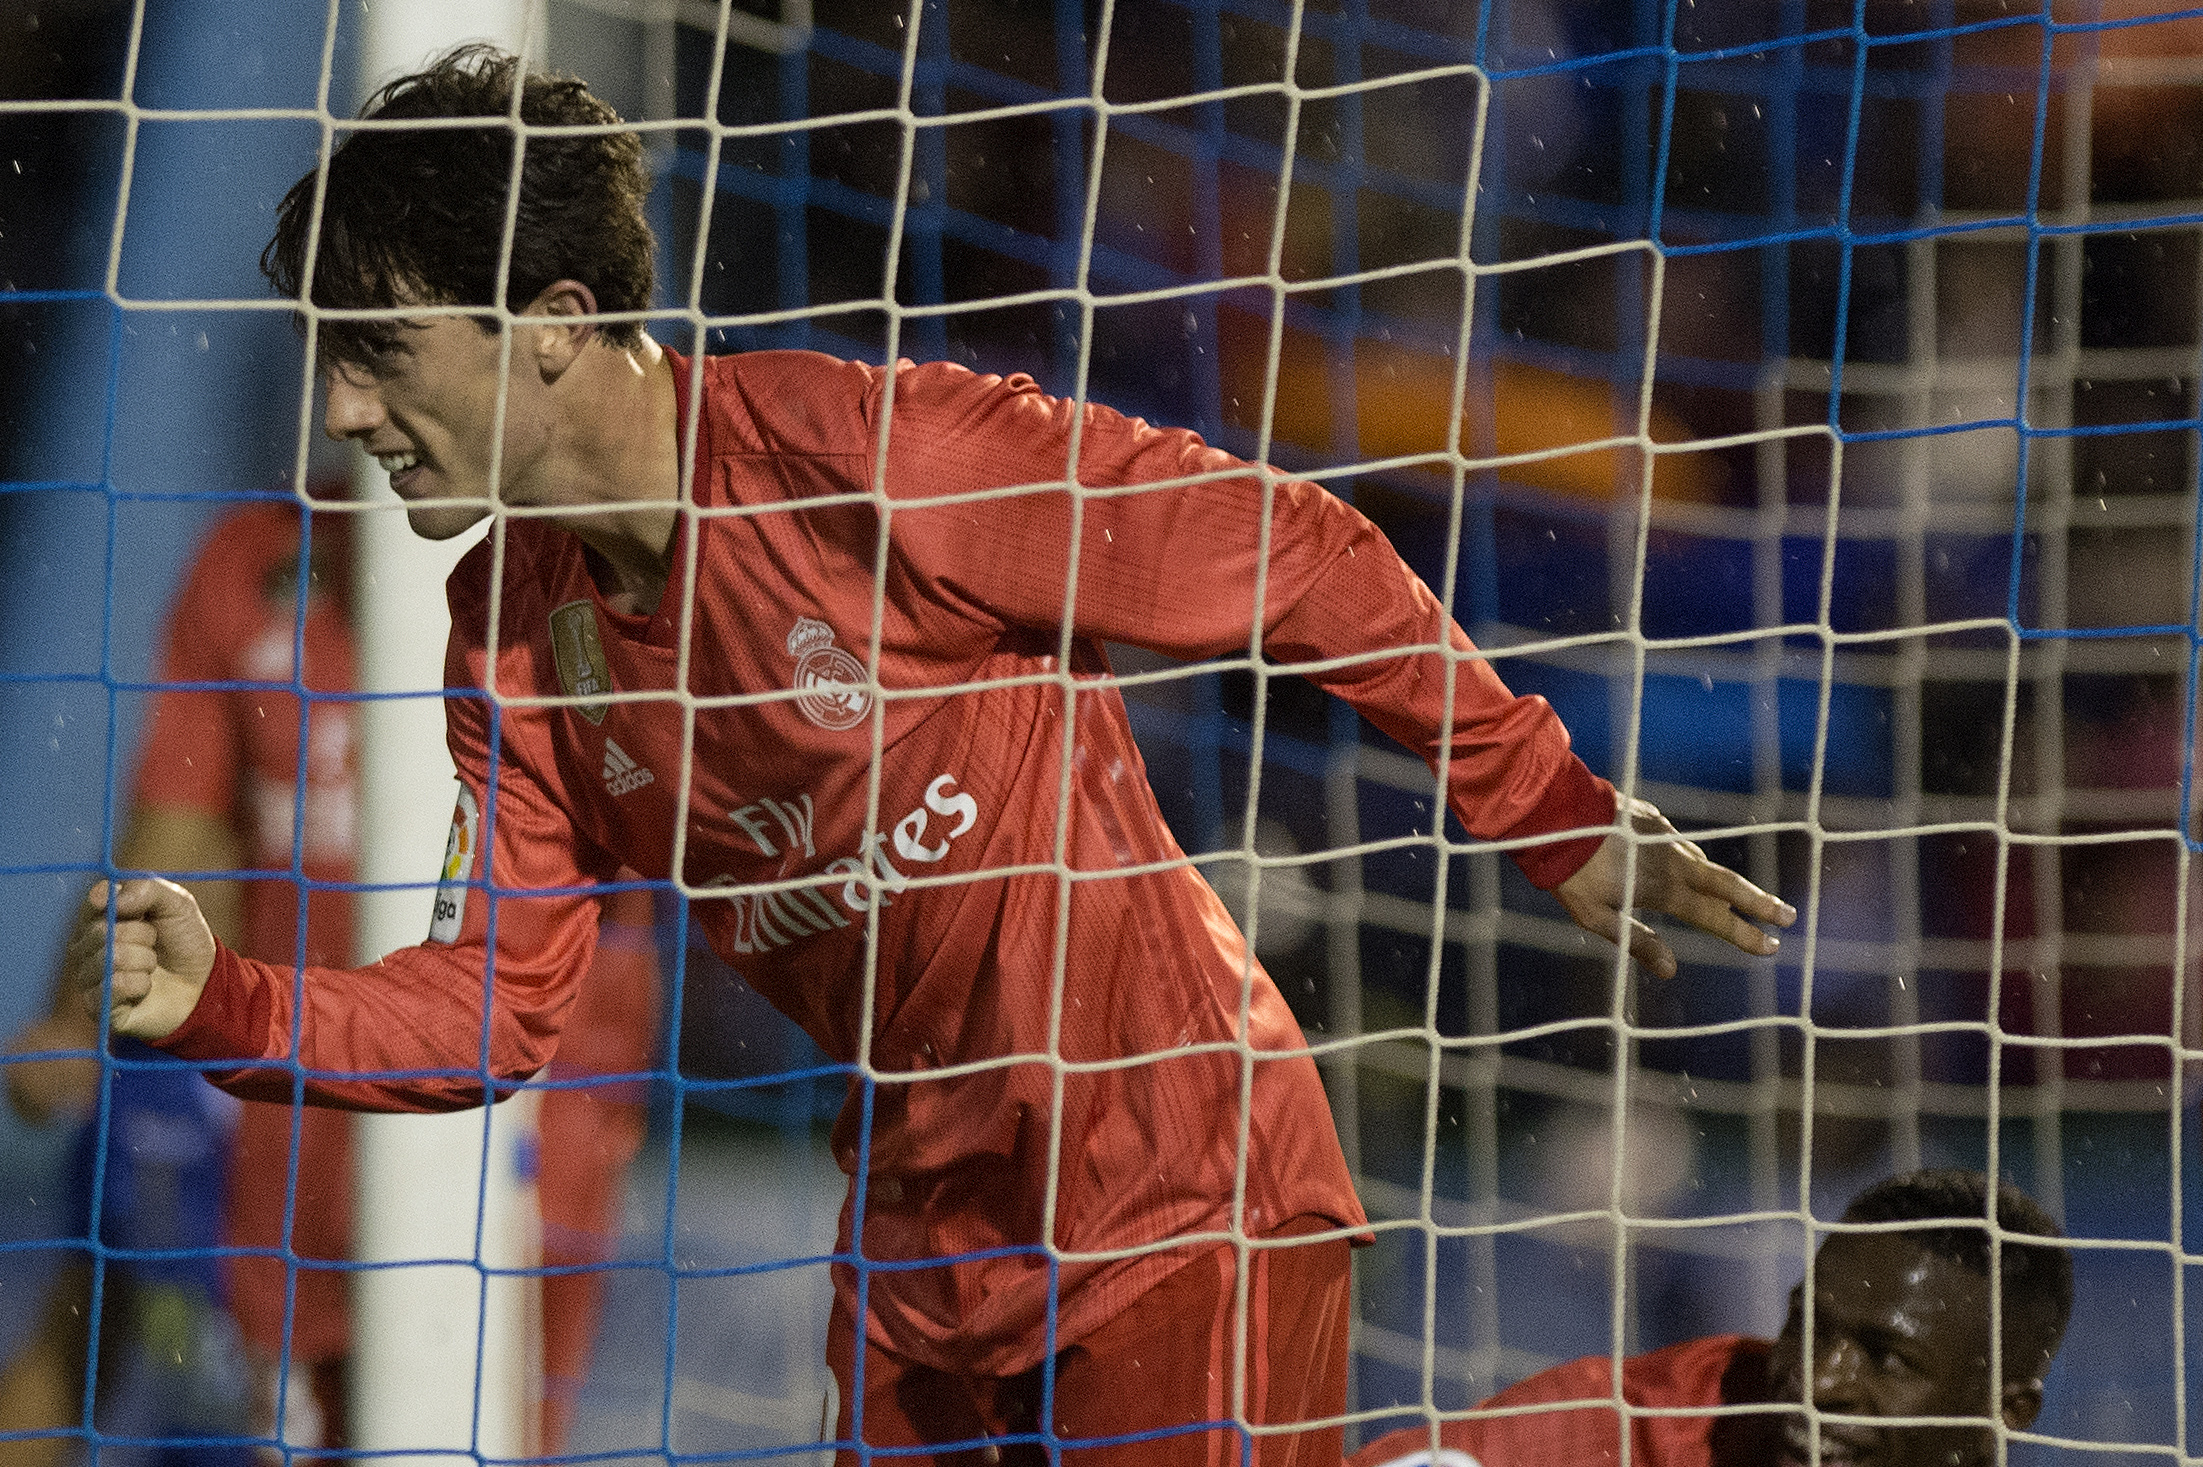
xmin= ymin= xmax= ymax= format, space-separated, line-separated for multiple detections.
xmin=550 ymin=600 xmax=612 ymax=725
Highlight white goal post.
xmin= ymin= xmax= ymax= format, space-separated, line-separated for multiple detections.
xmin=348 ymin=3 xmax=548 ymax=1461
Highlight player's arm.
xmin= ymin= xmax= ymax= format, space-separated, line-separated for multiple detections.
xmin=9 ymin=514 xmax=250 ymax=1123
xmin=13 ymin=804 xmax=240 ymax=1127
xmin=68 ymin=660 xmax=608 ymax=1114
xmin=879 ymin=365 xmax=1792 ymax=973
xmin=7 ymin=806 xmax=243 ymax=1127
xmin=57 ymin=801 xmax=243 ymax=1050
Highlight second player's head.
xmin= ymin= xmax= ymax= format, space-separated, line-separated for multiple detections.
xmin=262 ymin=43 xmax=655 ymax=371
xmin=1767 ymin=1169 xmax=2072 ymax=1467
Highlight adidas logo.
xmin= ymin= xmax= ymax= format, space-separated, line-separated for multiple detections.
xmin=603 ymin=739 xmax=655 ymax=797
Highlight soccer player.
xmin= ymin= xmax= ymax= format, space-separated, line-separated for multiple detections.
xmin=67 ymin=46 xmax=1794 ymax=1466
xmin=5 ymin=500 xmax=656 ymax=1458
xmin=1350 ymin=1170 xmax=2072 ymax=1467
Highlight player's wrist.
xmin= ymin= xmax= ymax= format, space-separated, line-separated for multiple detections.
xmin=140 ymin=937 xmax=237 ymax=1053
xmin=1505 ymin=757 xmax=1618 ymax=890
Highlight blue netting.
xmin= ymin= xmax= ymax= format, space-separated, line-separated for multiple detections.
xmin=5 ymin=0 xmax=2203 ymax=1462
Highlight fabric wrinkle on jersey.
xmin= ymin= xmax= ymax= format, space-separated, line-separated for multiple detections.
xmin=1349 ymin=1336 xmax=1780 ymax=1467
xmin=160 ymin=349 xmax=1618 ymax=1379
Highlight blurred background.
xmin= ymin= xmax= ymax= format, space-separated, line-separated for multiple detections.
xmin=3 ymin=0 xmax=2202 ymax=1461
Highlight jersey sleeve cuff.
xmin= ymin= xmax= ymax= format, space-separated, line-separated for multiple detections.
xmin=1502 ymin=754 xmax=1617 ymax=890
xmin=153 ymin=942 xmax=276 ymax=1065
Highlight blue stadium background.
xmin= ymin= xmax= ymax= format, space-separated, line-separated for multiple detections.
xmin=2 ymin=0 xmax=2199 ymax=1460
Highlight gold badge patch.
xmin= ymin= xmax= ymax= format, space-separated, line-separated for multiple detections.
xmin=550 ymin=600 xmax=611 ymax=725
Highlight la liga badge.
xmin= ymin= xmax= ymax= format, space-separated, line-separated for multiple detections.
xmin=427 ymin=784 xmax=479 ymax=943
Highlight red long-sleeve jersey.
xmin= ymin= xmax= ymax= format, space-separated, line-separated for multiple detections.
xmin=160 ymin=349 xmax=1616 ymax=1374
xmin=1349 ymin=1335 xmax=1780 ymax=1467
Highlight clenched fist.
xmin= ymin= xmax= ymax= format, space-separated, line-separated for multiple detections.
xmin=67 ymin=878 xmax=216 ymax=1043
xmin=1552 ymin=796 xmax=1796 ymax=979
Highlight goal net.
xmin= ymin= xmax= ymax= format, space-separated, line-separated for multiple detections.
xmin=0 ymin=0 xmax=2193 ymax=1463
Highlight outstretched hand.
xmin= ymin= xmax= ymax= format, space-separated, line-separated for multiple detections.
xmin=1552 ymin=797 xmax=1795 ymax=979
xmin=66 ymin=878 xmax=216 ymax=1043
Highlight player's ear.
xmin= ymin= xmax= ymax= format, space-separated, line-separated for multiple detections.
xmin=524 ymin=279 xmax=598 ymax=378
xmin=2000 ymin=1377 xmax=2043 ymax=1431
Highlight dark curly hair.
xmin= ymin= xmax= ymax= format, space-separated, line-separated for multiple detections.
xmin=262 ymin=44 xmax=654 ymax=365
xmin=1841 ymin=1168 xmax=2073 ymax=1378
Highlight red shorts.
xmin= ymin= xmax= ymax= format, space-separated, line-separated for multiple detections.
xmin=827 ymin=1216 xmax=1352 ymax=1466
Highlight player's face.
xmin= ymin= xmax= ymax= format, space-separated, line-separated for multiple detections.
xmin=321 ymin=316 xmax=550 ymax=540
xmin=1766 ymin=1234 xmax=2005 ymax=1467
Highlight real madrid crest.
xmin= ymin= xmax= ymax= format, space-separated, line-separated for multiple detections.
xmin=787 ymin=615 xmax=872 ymax=731
xmin=549 ymin=600 xmax=611 ymax=725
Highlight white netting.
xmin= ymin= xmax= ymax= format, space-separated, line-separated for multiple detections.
xmin=1 ymin=1 xmax=2197 ymax=1464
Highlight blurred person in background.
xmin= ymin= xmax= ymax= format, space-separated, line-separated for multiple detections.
xmin=1351 ymin=1169 xmax=2072 ymax=1467
xmin=0 ymin=495 xmax=659 ymax=1461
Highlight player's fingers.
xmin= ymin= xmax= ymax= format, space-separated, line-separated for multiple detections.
xmin=70 ymin=881 xmax=114 ymax=929
xmin=1626 ymin=917 xmax=1677 ymax=980
xmin=109 ymin=932 xmax=162 ymax=972
xmin=1617 ymin=840 xmax=1684 ymax=913
xmin=64 ymin=924 xmax=113 ymax=995
xmin=1616 ymin=845 xmax=1784 ymax=961
xmin=66 ymin=957 xmax=101 ymax=1020
xmin=91 ymin=934 xmax=155 ymax=1009
xmin=64 ymin=915 xmax=157 ymax=972
xmin=108 ymin=876 xmax=189 ymax=923
xmin=63 ymin=920 xmax=101 ymax=970
xmin=65 ymin=905 xmax=133 ymax=1016
xmin=66 ymin=882 xmax=128 ymax=957
xmin=106 ymin=876 xmax=158 ymax=916
xmin=106 ymin=918 xmax=159 ymax=951
xmin=106 ymin=924 xmax=158 ymax=967
xmin=105 ymin=963 xmax=153 ymax=1007
xmin=1685 ymin=856 xmax=1796 ymax=929
xmin=1557 ymin=888 xmax=1625 ymax=949
xmin=1677 ymin=892 xmax=1783 ymax=958
xmin=1659 ymin=862 xmax=1785 ymax=954
xmin=1621 ymin=798 xmax=1796 ymax=927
